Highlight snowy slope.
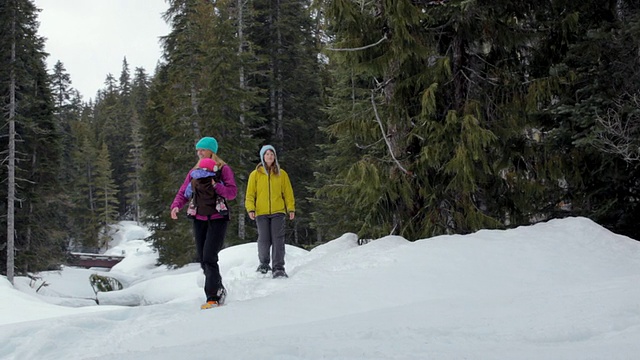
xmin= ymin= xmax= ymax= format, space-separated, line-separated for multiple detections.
xmin=1 ymin=217 xmax=639 ymax=360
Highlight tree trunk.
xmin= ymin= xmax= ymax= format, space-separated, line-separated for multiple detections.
xmin=190 ymin=83 xmax=201 ymax=138
xmin=7 ymin=9 xmax=17 ymax=284
xmin=236 ymin=184 xmax=246 ymax=241
xmin=275 ymin=0 xmax=284 ymax=145
xmin=237 ymin=0 xmax=247 ymax=240
xmin=452 ymin=34 xmax=467 ymax=111
xmin=88 ymin=162 xmax=95 ymax=211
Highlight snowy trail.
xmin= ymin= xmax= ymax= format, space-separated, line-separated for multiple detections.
xmin=2 ymin=218 xmax=640 ymax=359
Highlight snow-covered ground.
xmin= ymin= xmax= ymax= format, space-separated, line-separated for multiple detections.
xmin=1 ymin=217 xmax=640 ymax=359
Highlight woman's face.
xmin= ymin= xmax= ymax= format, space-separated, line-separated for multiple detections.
xmin=263 ymin=150 xmax=275 ymax=166
xmin=197 ymin=149 xmax=212 ymax=159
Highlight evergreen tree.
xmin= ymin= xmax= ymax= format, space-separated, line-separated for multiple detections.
xmin=247 ymin=0 xmax=325 ymax=245
xmin=93 ymin=67 xmax=134 ymax=218
xmin=126 ymin=67 xmax=150 ymax=223
xmin=51 ymin=61 xmax=74 ymax=110
xmin=143 ymin=0 xmax=264 ymax=266
xmin=131 ymin=67 xmax=150 ymax=117
xmin=0 ymin=0 xmax=67 ymax=276
xmin=142 ymin=64 xmax=196 ymax=266
xmin=119 ymin=57 xmax=132 ymax=99
xmin=69 ymin=130 xmax=101 ymax=251
xmin=94 ymin=142 xmax=120 ymax=249
xmin=145 ymin=0 xmax=230 ymax=266
xmin=316 ymin=0 xmax=575 ymax=240
xmin=533 ymin=0 xmax=640 ymax=239
xmin=126 ymin=111 xmax=144 ymax=223
xmin=49 ymin=60 xmax=84 ymax=253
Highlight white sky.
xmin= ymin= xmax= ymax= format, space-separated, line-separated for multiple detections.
xmin=34 ymin=0 xmax=170 ymax=101
xmin=2 ymin=218 xmax=640 ymax=359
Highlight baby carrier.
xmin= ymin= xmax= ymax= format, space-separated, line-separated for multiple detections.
xmin=186 ymin=166 xmax=229 ymax=219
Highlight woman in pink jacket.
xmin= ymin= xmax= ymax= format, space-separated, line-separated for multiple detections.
xmin=170 ymin=137 xmax=237 ymax=309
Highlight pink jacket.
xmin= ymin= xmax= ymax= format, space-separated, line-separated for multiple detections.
xmin=171 ymin=164 xmax=238 ymax=220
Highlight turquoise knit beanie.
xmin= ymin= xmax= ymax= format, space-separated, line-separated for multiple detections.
xmin=195 ymin=137 xmax=218 ymax=154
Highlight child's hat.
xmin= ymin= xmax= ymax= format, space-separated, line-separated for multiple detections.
xmin=199 ymin=158 xmax=216 ymax=172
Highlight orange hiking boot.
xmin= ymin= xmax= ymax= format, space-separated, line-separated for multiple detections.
xmin=201 ymin=300 xmax=220 ymax=310
xmin=200 ymin=288 xmax=227 ymax=310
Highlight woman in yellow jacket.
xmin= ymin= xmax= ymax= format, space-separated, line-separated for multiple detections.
xmin=245 ymin=145 xmax=295 ymax=278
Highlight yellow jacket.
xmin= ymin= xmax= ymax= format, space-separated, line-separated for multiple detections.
xmin=245 ymin=165 xmax=295 ymax=216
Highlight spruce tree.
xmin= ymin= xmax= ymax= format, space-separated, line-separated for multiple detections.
xmin=126 ymin=111 xmax=144 ymax=223
xmin=94 ymin=142 xmax=120 ymax=250
xmin=0 ymin=0 xmax=67 ymax=276
xmin=131 ymin=67 xmax=150 ymax=117
xmin=143 ymin=0 xmax=266 ymax=266
xmin=316 ymin=0 xmax=572 ymax=239
xmin=69 ymin=133 xmax=101 ymax=251
xmin=246 ymin=0 xmax=325 ymax=245
xmin=49 ymin=60 xmax=85 ymax=254
xmin=534 ymin=0 xmax=640 ymax=239
xmin=142 ymin=64 xmax=196 ymax=266
xmin=92 ymin=65 xmax=135 ymax=218
xmin=126 ymin=67 xmax=150 ymax=223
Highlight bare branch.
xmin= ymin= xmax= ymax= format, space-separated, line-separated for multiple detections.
xmin=327 ymin=35 xmax=387 ymax=52
xmin=370 ymin=91 xmax=412 ymax=175
xmin=355 ymin=138 xmax=384 ymax=150
xmin=593 ymin=96 xmax=640 ymax=163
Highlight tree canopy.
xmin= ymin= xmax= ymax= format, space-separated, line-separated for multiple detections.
xmin=2 ymin=0 xmax=640 ymax=277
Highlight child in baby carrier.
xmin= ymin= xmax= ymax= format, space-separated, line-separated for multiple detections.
xmin=185 ymin=158 xmax=228 ymax=218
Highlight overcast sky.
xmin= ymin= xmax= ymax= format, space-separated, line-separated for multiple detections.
xmin=34 ymin=0 xmax=170 ymax=101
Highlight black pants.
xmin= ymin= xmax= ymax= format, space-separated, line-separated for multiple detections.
xmin=193 ymin=218 xmax=228 ymax=301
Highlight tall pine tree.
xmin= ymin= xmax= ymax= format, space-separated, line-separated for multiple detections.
xmin=1 ymin=0 xmax=67 ymax=276
xmin=144 ymin=0 xmax=262 ymax=265
xmin=315 ymin=0 xmax=577 ymax=240
xmin=247 ymin=0 xmax=326 ymax=245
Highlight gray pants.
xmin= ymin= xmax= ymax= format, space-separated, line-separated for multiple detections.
xmin=256 ymin=213 xmax=286 ymax=270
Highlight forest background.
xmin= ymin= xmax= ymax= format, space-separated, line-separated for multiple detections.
xmin=2 ymin=0 xmax=640 ymax=278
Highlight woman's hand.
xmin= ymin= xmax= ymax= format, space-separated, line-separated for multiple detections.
xmin=170 ymin=207 xmax=179 ymax=220
xmin=248 ymin=211 xmax=256 ymax=220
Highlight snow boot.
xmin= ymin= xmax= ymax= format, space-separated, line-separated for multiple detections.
xmin=272 ymin=268 xmax=288 ymax=279
xmin=201 ymin=300 xmax=221 ymax=310
xmin=256 ymin=263 xmax=271 ymax=274
xmin=201 ymin=287 xmax=226 ymax=309
xmin=216 ymin=287 xmax=227 ymax=305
